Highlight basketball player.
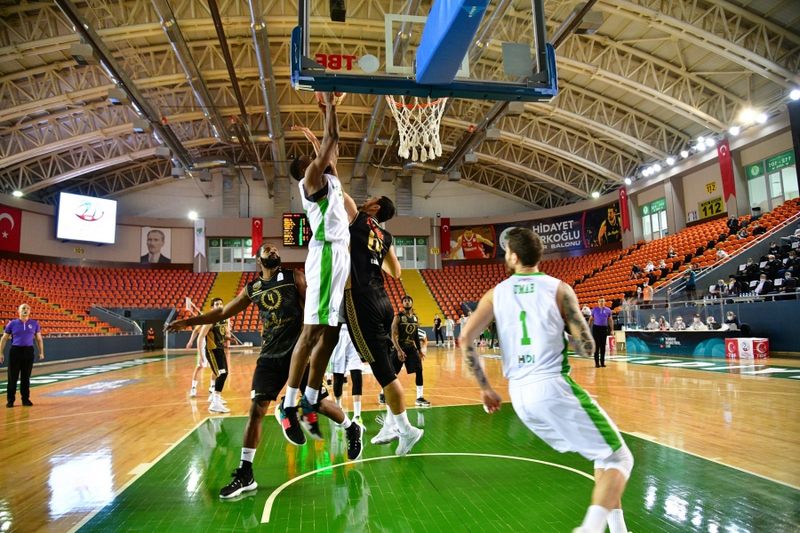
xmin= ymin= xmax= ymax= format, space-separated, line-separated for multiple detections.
xmin=167 ymin=244 xmax=363 ymax=499
xmin=330 ymin=323 xmax=364 ymax=427
xmin=460 ymin=228 xmax=633 ymax=533
xmin=391 ymin=295 xmax=430 ymax=407
xmin=342 ymin=196 xmax=423 ymax=455
xmin=597 ymin=207 xmax=622 ymax=245
xmin=280 ymin=92 xmax=357 ymax=444
xmin=444 ymin=315 xmax=455 ymax=348
xmin=196 ymin=298 xmax=231 ymax=413
xmin=449 ymin=227 xmax=494 ymax=259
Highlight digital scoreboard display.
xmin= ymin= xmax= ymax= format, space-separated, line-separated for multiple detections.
xmin=282 ymin=213 xmax=312 ymax=247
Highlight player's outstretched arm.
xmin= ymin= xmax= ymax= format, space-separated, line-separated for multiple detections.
xmin=558 ymin=282 xmax=595 ymax=357
xmin=304 ymin=93 xmax=339 ymax=194
xmin=166 ymin=290 xmax=250 ymax=331
xmin=382 ymin=245 xmax=402 ymax=279
xmin=459 ymin=288 xmax=502 ymax=412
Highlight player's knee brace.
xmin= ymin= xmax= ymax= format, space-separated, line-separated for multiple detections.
xmin=333 ymin=373 xmax=344 ymax=398
xmin=594 ymin=444 xmax=634 ymax=479
xmin=350 ymin=370 xmax=362 ymax=395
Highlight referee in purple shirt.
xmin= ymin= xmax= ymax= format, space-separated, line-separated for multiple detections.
xmin=1 ymin=303 xmax=45 ymax=408
xmin=588 ymin=297 xmax=614 ymax=368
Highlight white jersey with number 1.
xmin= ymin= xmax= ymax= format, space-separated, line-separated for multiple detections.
xmin=493 ymin=272 xmax=569 ymax=382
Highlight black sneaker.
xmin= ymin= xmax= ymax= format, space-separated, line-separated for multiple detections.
xmin=415 ymin=397 xmax=431 ymax=407
xmin=299 ymin=396 xmax=323 ymax=440
xmin=21 ymin=399 xmax=33 ymax=406
xmin=275 ymin=398 xmax=306 ymax=446
xmin=345 ymin=422 xmax=364 ymax=461
xmin=5 ymin=402 xmax=13 ymax=408
xmin=378 ymin=392 xmax=386 ymax=405
xmin=219 ymin=467 xmax=258 ymax=499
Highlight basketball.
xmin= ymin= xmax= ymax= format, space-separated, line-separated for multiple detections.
xmin=315 ymin=91 xmax=346 ymax=107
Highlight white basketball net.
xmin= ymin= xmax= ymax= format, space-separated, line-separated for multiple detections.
xmin=385 ymin=95 xmax=447 ymax=163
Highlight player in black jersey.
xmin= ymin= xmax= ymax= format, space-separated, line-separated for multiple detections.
xmin=167 ymin=244 xmax=363 ymax=499
xmin=339 ymin=196 xmax=424 ymax=455
xmin=391 ymin=295 xmax=430 ymax=407
xmin=196 ymin=298 xmax=231 ymax=413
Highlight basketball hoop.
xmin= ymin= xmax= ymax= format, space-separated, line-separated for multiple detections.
xmin=385 ymin=95 xmax=447 ymax=162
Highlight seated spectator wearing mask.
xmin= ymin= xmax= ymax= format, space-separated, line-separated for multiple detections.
xmin=778 ymin=250 xmax=798 ymax=278
xmin=764 ymin=254 xmax=781 ymax=279
xmin=726 ymin=216 xmax=740 ymax=235
xmin=715 ymin=247 xmax=729 ymax=260
xmin=688 ymin=315 xmax=708 ymax=331
xmin=724 ymin=311 xmax=740 ymax=330
xmin=777 ymin=271 xmax=797 ymax=300
xmin=754 ymin=273 xmax=773 ymax=296
xmin=658 ymin=259 xmax=667 ymax=270
xmin=743 ymin=257 xmax=759 ymax=280
xmin=726 ymin=275 xmax=741 ymax=296
xmin=752 ymin=222 xmax=766 ymax=236
xmin=672 ymin=316 xmax=687 ymax=330
xmin=645 ymin=315 xmax=659 ymax=330
xmin=706 ymin=316 xmax=721 ymax=330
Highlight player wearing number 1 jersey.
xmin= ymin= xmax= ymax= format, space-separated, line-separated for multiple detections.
xmin=459 ymin=228 xmax=633 ymax=533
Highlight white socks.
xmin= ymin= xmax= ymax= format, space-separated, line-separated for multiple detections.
xmin=338 ymin=414 xmax=352 ymax=429
xmin=304 ymin=387 xmax=320 ymax=405
xmin=209 ymin=378 xmax=215 ymax=392
xmin=383 ymin=406 xmax=397 ymax=430
xmin=191 ymin=380 xmax=197 ymax=389
xmin=353 ymin=399 xmax=362 ymax=417
xmin=392 ymin=410 xmax=413 ymax=434
xmin=284 ymin=386 xmax=300 ymax=408
xmin=607 ymin=509 xmax=628 ymax=533
xmin=240 ymin=447 xmax=256 ymax=467
xmin=580 ymin=505 xmax=610 ymax=533
xmin=416 ymin=386 xmax=424 ymax=398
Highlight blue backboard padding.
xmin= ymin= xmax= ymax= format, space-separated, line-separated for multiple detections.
xmin=416 ymin=0 xmax=489 ymax=85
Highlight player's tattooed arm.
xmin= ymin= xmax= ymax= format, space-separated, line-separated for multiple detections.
xmin=558 ymin=282 xmax=596 ymax=357
xmin=465 ymin=345 xmax=491 ymax=390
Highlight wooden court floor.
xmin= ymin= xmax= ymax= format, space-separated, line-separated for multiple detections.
xmin=1 ymin=347 xmax=798 ymax=532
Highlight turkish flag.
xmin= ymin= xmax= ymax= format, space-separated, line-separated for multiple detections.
xmin=440 ymin=217 xmax=451 ymax=256
xmin=718 ymin=139 xmax=736 ymax=201
xmin=619 ymin=187 xmax=631 ymax=232
xmin=252 ymin=218 xmax=263 ymax=257
xmin=0 ymin=204 xmax=22 ymax=252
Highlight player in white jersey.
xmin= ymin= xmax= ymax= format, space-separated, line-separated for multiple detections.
xmin=330 ymin=324 xmax=364 ymax=425
xmin=280 ymin=92 xmax=360 ymax=445
xmin=460 ymin=228 xmax=633 ymax=533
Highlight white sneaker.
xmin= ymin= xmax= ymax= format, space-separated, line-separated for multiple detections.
xmin=207 ymin=393 xmax=227 ymax=404
xmin=370 ymin=424 xmax=399 ymax=445
xmin=209 ymin=400 xmax=230 ymax=413
xmin=395 ymin=427 xmax=423 ymax=456
xmin=189 ymin=387 xmax=197 ymax=398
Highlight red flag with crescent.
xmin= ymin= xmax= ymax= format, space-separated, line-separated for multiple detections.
xmin=440 ymin=217 xmax=451 ymax=255
xmin=252 ymin=218 xmax=263 ymax=257
xmin=619 ymin=188 xmax=631 ymax=232
xmin=0 ymin=204 xmax=21 ymax=252
xmin=718 ymin=139 xmax=736 ymax=202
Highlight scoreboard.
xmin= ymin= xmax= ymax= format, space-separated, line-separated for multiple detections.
xmin=282 ymin=213 xmax=312 ymax=246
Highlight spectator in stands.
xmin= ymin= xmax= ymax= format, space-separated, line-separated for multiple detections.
xmin=743 ymin=257 xmax=759 ymax=280
xmin=705 ymin=316 xmax=721 ymax=330
xmin=764 ymin=254 xmax=781 ymax=279
xmin=715 ymin=246 xmax=729 ymax=260
xmin=737 ymin=227 xmax=749 ymax=239
xmin=778 ymin=271 xmax=797 ymax=299
xmin=724 ymin=311 xmax=740 ymax=330
xmin=432 ymin=314 xmax=444 ymax=347
xmin=667 ymin=247 xmax=677 ymax=259
xmin=778 ymin=250 xmax=798 ymax=278
xmin=645 ymin=315 xmax=659 ymax=330
xmin=658 ymin=316 xmax=670 ymax=331
xmin=726 ymin=275 xmax=741 ymax=296
xmin=658 ymin=259 xmax=668 ymax=271
xmin=752 ymin=222 xmax=766 ymax=236
xmin=641 ymin=280 xmax=654 ymax=308
xmin=630 ymin=263 xmax=642 ymax=279
xmin=726 ymin=216 xmax=740 ymax=235
xmin=141 ymin=229 xmax=171 ymax=263
xmin=1 ymin=303 xmax=45 ymax=408
xmin=644 ymin=261 xmax=655 ymax=273
xmin=688 ymin=314 xmax=708 ymax=331
xmin=709 ymin=279 xmax=727 ymax=298
xmin=444 ymin=315 xmax=455 ymax=348
xmin=682 ymin=266 xmax=697 ymax=301
xmin=768 ymin=241 xmax=780 ymax=256
xmin=589 ymin=298 xmax=613 ymax=368
xmin=753 ymin=273 xmax=773 ymax=296
xmin=672 ymin=316 xmax=686 ymax=330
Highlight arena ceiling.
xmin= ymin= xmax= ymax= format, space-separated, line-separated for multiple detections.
xmin=0 ymin=0 xmax=798 ymax=209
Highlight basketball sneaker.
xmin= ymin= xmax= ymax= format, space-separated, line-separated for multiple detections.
xmin=415 ymin=397 xmax=431 ymax=407
xmin=275 ymin=398 xmax=306 ymax=445
xmin=370 ymin=424 xmax=399 ymax=445
xmin=345 ymin=422 xmax=364 ymax=461
xmin=219 ymin=467 xmax=257 ymax=499
xmin=208 ymin=398 xmax=230 ymax=413
xmin=299 ymin=396 xmax=323 ymax=440
xmin=353 ymin=415 xmax=365 ymax=430
xmin=395 ymin=427 xmax=423 ymax=456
